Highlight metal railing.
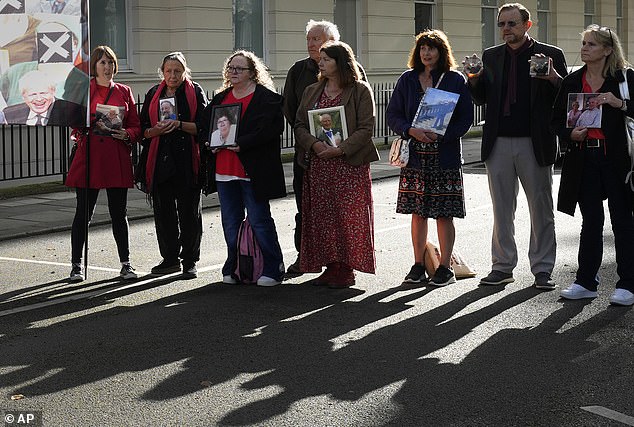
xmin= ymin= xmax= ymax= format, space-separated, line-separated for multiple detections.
xmin=1 ymin=82 xmax=484 ymax=182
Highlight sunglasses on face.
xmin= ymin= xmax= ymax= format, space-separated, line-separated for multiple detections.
xmin=497 ymin=20 xmax=521 ymax=28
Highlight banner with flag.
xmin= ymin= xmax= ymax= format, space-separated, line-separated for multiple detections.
xmin=0 ymin=0 xmax=88 ymax=126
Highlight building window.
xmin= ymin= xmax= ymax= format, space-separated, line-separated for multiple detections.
xmin=482 ymin=0 xmax=498 ymax=50
xmin=90 ymin=0 xmax=128 ymax=66
xmin=334 ymin=0 xmax=359 ymax=53
xmin=415 ymin=0 xmax=435 ymax=34
xmin=584 ymin=0 xmax=595 ymax=28
xmin=234 ymin=0 xmax=263 ymax=57
xmin=616 ymin=0 xmax=623 ymax=37
xmin=537 ymin=0 xmax=550 ymax=43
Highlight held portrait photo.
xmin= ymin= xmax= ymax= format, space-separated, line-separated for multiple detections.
xmin=94 ymin=104 xmax=124 ymax=136
xmin=159 ymin=97 xmax=178 ymax=120
xmin=529 ymin=55 xmax=550 ymax=77
xmin=307 ymin=105 xmax=348 ymax=147
xmin=567 ymin=93 xmax=602 ymax=128
xmin=412 ymin=88 xmax=459 ymax=135
xmin=208 ymin=103 xmax=241 ymax=148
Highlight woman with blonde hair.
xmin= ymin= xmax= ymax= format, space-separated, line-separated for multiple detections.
xmin=201 ymin=50 xmax=286 ymax=286
xmin=553 ymin=25 xmax=634 ymax=306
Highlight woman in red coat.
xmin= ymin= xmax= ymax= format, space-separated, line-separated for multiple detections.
xmin=65 ymin=45 xmax=141 ymax=282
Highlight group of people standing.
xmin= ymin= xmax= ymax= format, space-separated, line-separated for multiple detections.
xmin=62 ymin=2 xmax=634 ymax=306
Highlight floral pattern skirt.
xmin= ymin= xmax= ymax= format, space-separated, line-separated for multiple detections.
xmin=396 ymin=140 xmax=465 ymax=218
xmin=300 ymin=156 xmax=376 ymax=274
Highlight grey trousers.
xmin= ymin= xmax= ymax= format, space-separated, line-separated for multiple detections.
xmin=484 ymin=136 xmax=556 ymax=275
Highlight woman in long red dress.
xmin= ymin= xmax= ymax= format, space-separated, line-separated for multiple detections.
xmin=294 ymin=41 xmax=379 ymax=288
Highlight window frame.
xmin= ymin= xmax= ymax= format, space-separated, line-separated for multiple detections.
xmin=536 ymin=0 xmax=551 ymax=43
xmin=414 ymin=0 xmax=436 ymax=35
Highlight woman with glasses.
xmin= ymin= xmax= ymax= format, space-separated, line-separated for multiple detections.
xmin=139 ymin=52 xmax=208 ymax=279
xmin=200 ymin=51 xmax=286 ymax=286
xmin=552 ymin=25 xmax=634 ymax=306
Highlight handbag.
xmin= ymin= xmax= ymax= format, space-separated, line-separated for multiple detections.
xmin=424 ymin=241 xmax=476 ymax=279
xmin=619 ymin=69 xmax=634 ymax=190
xmin=388 ymin=136 xmax=410 ymax=167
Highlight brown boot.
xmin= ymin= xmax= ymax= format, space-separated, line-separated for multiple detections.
xmin=329 ymin=263 xmax=355 ymax=288
xmin=313 ymin=263 xmax=339 ymax=286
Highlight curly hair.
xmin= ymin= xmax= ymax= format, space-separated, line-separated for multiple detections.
xmin=219 ymin=50 xmax=275 ymax=91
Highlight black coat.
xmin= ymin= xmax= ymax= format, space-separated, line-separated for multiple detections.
xmin=552 ymin=66 xmax=634 ymax=216
xmin=200 ymin=84 xmax=287 ymax=202
xmin=469 ymin=40 xmax=568 ymax=166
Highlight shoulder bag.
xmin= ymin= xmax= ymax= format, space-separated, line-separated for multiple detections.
xmin=619 ymin=69 xmax=634 ymax=191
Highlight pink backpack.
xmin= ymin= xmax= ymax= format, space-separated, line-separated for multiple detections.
xmin=234 ymin=217 xmax=264 ymax=284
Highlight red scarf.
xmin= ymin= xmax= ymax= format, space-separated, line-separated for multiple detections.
xmin=145 ymin=79 xmax=199 ymax=191
xmin=504 ymin=36 xmax=533 ymax=116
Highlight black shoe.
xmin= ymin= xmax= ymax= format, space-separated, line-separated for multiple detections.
xmin=430 ymin=265 xmax=456 ymax=287
xmin=533 ymin=272 xmax=556 ymax=290
xmin=403 ymin=264 xmax=427 ymax=284
xmin=120 ymin=264 xmax=138 ymax=280
xmin=479 ymin=270 xmax=514 ymax=286
xmin=182 ymin=262 xmax=198 ymax=279
xmin=151 ymin=259 xmax=181 ymax=275
xmin=285 ymin=255 xmax=303 ymax=277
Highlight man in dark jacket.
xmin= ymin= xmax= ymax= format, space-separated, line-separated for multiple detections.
xmin=466 ymin=3 xmax=567 ymax=289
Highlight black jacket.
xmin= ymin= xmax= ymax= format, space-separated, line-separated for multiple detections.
xmin=468 ymin=40 xmax=568 ymax=166
xmin=200 ymin=84 xmax=287 ymax=202
xmin=552 ymin=66 xmax=634 ymax=215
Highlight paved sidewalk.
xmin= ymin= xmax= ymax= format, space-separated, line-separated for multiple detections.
xmin=0 ymin=138 xmax=482 ymax=241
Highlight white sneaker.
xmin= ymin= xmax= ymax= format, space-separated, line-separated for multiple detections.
xmin=69 ymin=263 xmax=84 ymax=282
xmin=256 ymin=276 xmax=281 ymax=287
xmin=609 ymin=288 xmax=634 ymax=306
xmin=223 ymin=275 xmax=238 ymax=284
xmin=560 ymin=283 xmax=598 ymax=300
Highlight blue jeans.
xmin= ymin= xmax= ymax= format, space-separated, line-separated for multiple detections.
xmin=576 ymin=147 xmax=634 ymax=292
xmin=217 ymin=180 xmax=284 ymax=280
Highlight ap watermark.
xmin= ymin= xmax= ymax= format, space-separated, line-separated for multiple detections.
xmin=3 ymin=411 xmax=42 ymax=427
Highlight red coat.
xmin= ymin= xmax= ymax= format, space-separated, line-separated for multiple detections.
xmin=65 ymin=79 xmax=141 ymax=188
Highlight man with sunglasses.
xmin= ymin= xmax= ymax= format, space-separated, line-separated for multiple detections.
xmin=465 ymin=3 xmax=568 ymax=289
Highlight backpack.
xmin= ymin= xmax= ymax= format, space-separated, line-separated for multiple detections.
xmin=234 ymin=217 xmax=264 ymax=284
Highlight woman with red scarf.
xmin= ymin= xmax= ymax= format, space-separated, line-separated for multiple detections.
xmin=65 ymin=45 xmax=141 ymax=283
xmin=139 ymin=52 xmax=208 ymax=279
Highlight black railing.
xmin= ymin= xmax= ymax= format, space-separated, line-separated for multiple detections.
xmin=1 ymin=82 xmax=483 ymax=182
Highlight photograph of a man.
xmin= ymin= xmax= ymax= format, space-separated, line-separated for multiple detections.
xmin=315 ymin=113 xmax=342 ymax=146
xmin=208 ymin=104 xmax=240 ymax=148
xmin=575 ymin=95 xmax=602 ymax=128
xmin=2 ymin=69 xmax=84 ymax=126
xmin=94 ymin=105 xmax=123 ymax=136
xmin=160 ymin=98 xmax=177 ymax=120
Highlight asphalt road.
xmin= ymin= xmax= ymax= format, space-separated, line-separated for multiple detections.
xmin=0 ymin=170 xmax=633 ymax=427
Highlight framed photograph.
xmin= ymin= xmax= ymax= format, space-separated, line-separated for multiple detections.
xmin=529 ymin=55 xmax=550 ymax=77
xmin=567 ymin=93 xmax=602 ymax=128
xmin=159 ymin=97 xmax=178 ymax=121
xmin=208 ymin=103 xmax=241 ymax=148
xmin=94 ymin=104 xmax=124 ymax=136
xmin=307 ymin=105 xmax=348 ymax=147
xmin=411 ymin=88 xmax=459 ymax=135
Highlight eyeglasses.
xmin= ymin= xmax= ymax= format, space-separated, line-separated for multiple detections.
xmin=226 ymin=66 xmax=250 ymax=74
xmin=497 ymin=20 xmax=521 ymax=28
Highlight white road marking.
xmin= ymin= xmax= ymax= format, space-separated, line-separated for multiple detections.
xmin=581 ymin=406 xmax=634 ymax=425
